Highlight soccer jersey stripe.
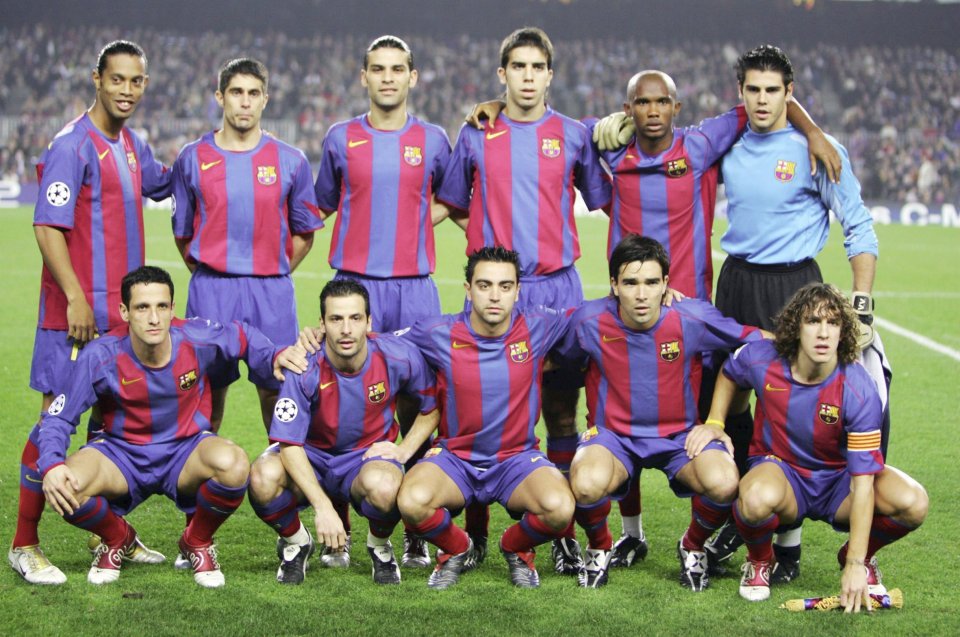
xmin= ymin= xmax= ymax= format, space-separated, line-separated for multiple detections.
xmin=654 ymin=311 xmax=692 ymax=437
xmin=309 ymin=364 xmax=340 ymax=450
xmin=447 ymin=326 xmax=481 ymax=459
xmin=342 ymin=121 xmax=374 ymax=275
xmin=195 ymin=143 xmax=230 ymax=271
xmin=500 ymin=319 xmax=538 ymax=462
xmin=251 ymin=142 xmax=284 ymax=275
xmin=595 ymin=313 xmax=632 ymax=435
xmin=115 ymin=352 xmax=153 ymax=444
xmin=394 ymin=125 xmax=427 ymax=277
xmin=173 ymin=339 xmax=203 ymax=439
xmin=811 ymin=374 xmax=846 ymax=471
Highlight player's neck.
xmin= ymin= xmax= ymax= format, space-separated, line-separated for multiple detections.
xmin=215 ymin=126 xmax=262 ymax=151
xmin=87 ymin=105 xmax=124 ymax=139
xmin=367 ymin=106 xmax=408 ymax=131
xmin=131 ymin=336 xmax=173 ymax=369
xmin=325 ymin=341 xmax=368 ymax=375
xmin=636 ymin=130 xmax=675 ymax=157
xmin=503 ymin=100 xmax=546 ymax=123
xmin=469 ymin=313 xmax=511 ymax=338
xmin=790 ymin=356 xmax=837 ymax=385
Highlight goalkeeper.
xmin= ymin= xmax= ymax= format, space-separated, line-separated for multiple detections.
xmin=705 ymin=282 xmax=926 ymax=611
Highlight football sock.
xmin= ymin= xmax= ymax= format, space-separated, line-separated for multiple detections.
xmin=63 ymin=496 xmax=128 ymax=547
xmin=618 ymin=471 xmax=643 ymax=517
xmin=574 ymin=499 xmax=612 ymax=550
xmin=501 ymin=512 xmax=560 ymax=553
xmin=13 ymin=433 xmax=43 ymax=547
xmin=545 ymin=434 xmax=578 ymax=477
xmin=408 ymin=508 xmax=469 ymax=556
xmin=184 ymin=478 xmax=247 ymax=546
xmin=733 ymin=504 xmax=779 ymax=564
xmin=621 ymin=514 xmax=645 ymax=540
xmin=360 ymin=499 xmax=399 ymax=539
xmin=284 ymin=523 xmax=310 ymax=546
xmin=866 ymin=514 xmax=917 ymax=558
xmin=250 ymin=489 xmax=301 ymax=538
xmin=773 ymin=525 xmax=802 ymax=548
xmin=333 ymin=498 xmax=352 ymax=534
xmin=367 ymin=531 xmax=389 ymax=548
xmin=684 ymin=494 xmax=731 ymax=550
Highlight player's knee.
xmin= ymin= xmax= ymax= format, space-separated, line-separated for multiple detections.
xmin=396 ymin=479 xmax=433 ymax=523
xmin=364 ymin=474 xmax=401 ymax=513
xmin=569 ymin=469 xmax=605 ymax=506
xmin=703 ymin=471 xmax=739 ymax=504
xmin=208 ymin=441 xmax=250 ymax=487
xmin=538 ymin=488 xmax=575 ymax=530
xmin=736 ymin=481 xmax=775 ymax=522
xmin=248 ymin=454 xmax=285 ymax=504
xmin=902 ymin=481 xmax=929 ymax=527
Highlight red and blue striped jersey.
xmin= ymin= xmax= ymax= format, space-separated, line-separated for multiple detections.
xmin=268 ymin=333 xmax=436 ymax=454
xmin=598 ymin=106 xmax=746 ymax=300
xmin=408 ymin=308 xmax=569 ymax=467
xmin=33 ymin=113 xmax=171 ymax=331
xmin=437 ymin=109 xmax=611 ymax=277
xmin=171 ymin=131 xmax=323 ymax=276
xmin=556 ymin=297 xmax=762 ymax=438
xmin=36 ymin=318 xmax=279 ymax=473
xmin=722 ymin=339 xmax=884 ymax=478
xmin=314 ymin=114 xmax=451 ymax=278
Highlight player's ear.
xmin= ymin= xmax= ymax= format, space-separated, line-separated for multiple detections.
xmin=215 ymin=90 xmax=224 ymax=108
xmin=497 ymin=66 xmax=507 ymax=86
xmin=360 ymin=68 xmax=368 ymax=88
xmin=785 ymin=81 xmax=794 ymax=100
xmin=92 ymin=70 xmax=101 ymax=91
xmin=119 ymin=302 xmax=129 ymax=322
xmin=408 ymin=68 xmax=418 ymax=88
xmin=673 ymin=100 xmax=682 ymax=116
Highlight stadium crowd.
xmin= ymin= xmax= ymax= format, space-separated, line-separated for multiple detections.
xmin=1 ymin=24 xmax=958 ymax=203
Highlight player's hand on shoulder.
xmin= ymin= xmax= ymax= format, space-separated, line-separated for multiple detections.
xmin=807 ymin=128 xmax=842 ymax=184
xmin=661 ymin=287 xmax=685 ymax=307
xmin=274 ymin=344 xmax=309 ymax=381
xmin=465 ymin=99 xmax=506 ymax=129
xmin=592 ymin=112 xmax=635 ymax=151
xmin=298 ymin=326 xmax=323 ymax=354
xmin=42 ymin=465 xmax=81 ymax=516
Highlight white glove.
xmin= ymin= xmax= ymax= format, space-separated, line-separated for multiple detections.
xmin=851 ymin=292 xmax=875 ymax=349
xmin=592 ymin=112 xmax=636 ymax=151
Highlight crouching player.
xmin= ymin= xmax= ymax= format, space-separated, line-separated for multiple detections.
xmin=558 ymin=235 xmax=767 ymax=589
xmin=37 ymin=266 xmax=302 ymax=588
xmin=397 ymin=247 xmax=576 ymax=589
xmin=249 ymin=279 xmax=439 ymax=585
xmin=708 ymin=283 xmax=927 ymax=610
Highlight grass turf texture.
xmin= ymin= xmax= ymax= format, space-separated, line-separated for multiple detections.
xmin=0 ymin=207 xmax=957 ymax=636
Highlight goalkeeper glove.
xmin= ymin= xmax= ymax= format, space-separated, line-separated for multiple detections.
xmin=592 ymin=112 xmax=636 ymax=151
xmin=851 ymin=292 xmax=875 ymax=349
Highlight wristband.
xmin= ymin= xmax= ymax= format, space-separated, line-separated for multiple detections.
xmin=704 ymin=419 xmax=725 ymax=430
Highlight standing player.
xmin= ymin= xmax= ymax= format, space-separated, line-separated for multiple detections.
xmin=585 ymin=70 xmax=840 ymax=569
xmin=437 ymin=27 xmax=610 ymax=575
xmin=708 ymin=45 xmax=882 ymax=582
xmin=10 ymin=40 xmax=170 ymax=585
xmin=707 ymin=283 xmax=926 ymax=609
xmin=313 ymin=36 xmax=452 ymax=569
xmin=248 ymin=279 xmax=439 ymax=585
xmin=557 ymin=235 xmax=766 ymax=589
xmin=37 ymin=266 xmax=300 ymax=588
xmin=397 ymin=247 xmax=576 ymax=589
xmin=172 ymin=57 xmax=323 ymax=434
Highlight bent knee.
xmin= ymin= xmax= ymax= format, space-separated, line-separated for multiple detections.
xmin=396 ymin=480 xmax=434 ymax=522
xmin=208 ymin=441 xmax=250 ymax=485
xmin=248 ymin=454 xmax=286 ymax=503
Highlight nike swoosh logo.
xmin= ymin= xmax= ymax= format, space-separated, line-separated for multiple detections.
xmin=625 ymin=154 xmax=636 ymax=159
xmin=25 ymin=474 xmax=43 ymax=483
xmin=765 ymin=383 xmax=787 ymax=392
xmin=531 ymin=456 xmax=543 ymax=463
xmin=98 ymin=149 xmax=110 ymax=161
xmin=452 ymin=341 xmax=472 ymax=349
xmin=121 ymin=377 xmax=143 ymax=386
xmin=486 ymin=130 xmax=507 ymax=140
xmin=602 ymin=335 xmax=625 ymax=343
xmin=320 ymin=381 xmax=336 ymax=390
xmin=348 ymin=139 xmax=368 ymax=148
xmin=201 ymin=160 xmax=222 ymax=171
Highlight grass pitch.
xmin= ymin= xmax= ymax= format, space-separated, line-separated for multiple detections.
xmin=0 ymin=207 xmax=957 ymax=636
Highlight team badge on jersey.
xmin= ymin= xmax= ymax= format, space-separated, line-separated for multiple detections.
xmin=666 ymin=158 xmax=688 ymax=177
xmin=368 ymin=381 xmax=387 ymax=404
xmin=509 ymin=340 xmax=530 ymax=364
xmin=257 ymin=166 xmax=278 ymax=186
xmin=581 ymin=426 xmax=599 ymax=443
xmin=126 ymin=151 xmax=138 ymax=172
xmin=424 ymin=447 xmax=443 ymax=458
xmin=274 ymin=398 xmax=298 ymax=423
xmin=818 ymin=403 xmax=840 ymax=425
xmin=659 ymin=340 xmax=681 ymax=362
xmin=46 ymin=182 xmax=71 ymax=207
xmin=48 ymin=393 xmax=67 ymax=415
xmin=775 ymin=160 xmax=796 ymax=182
xmin=403 ymin=145 xmax=423 ymax=167
xmin=178 ymin=370 xmax=198 ymax=391
xmin=541 ymin=138 xmax=561 ymax=158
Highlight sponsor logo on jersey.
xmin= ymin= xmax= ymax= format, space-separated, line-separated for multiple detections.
xmin=121 ymin=376 xmax=143 ymax=386
xmin=452 ymin=341 xmax=472 ymax=350
xmin=48 ymin=393 xmax=67 ymax=416
xmin=178 ymin=370 xmax=198 ymax=391
xmin=201 ymin=160 xmax=222 ymax=171
xmin=46 ymin=182 xmax=71 ymax=207
xmin=818 ymin=402 xmax=840 ymax=425
xmin=257 ymin=166 xmax=277 ymax=186
xmin=368 ymin=381 xmax=387 ymax=404
xmin=764 ymin=383 xmax=787 ymax=392
xmin=320 ymin=380 xmax=337 ymax=390
xmin=601 ymin=333 xmax=625 ymax=343
xmin=666 ymin=158 xmax=688 ymax=177
xmin=775 ymin=159 xmax=796 ymax=182
xmin=126 ymin=151 xmax=137 ymax=172
xmin=541 ymin=138 xmax=561 ymax=158
xmin=509 ymin=340 xmax=530 ymax=364
xmin=486 ymin=130 xmax=507 ymax=141
xmin=274 ymin=398 xmax=299 ymax=423
xmin=98 ymin=148 xmax=110 ymax=161
xmin=348 ymin=139 xmax=369 ymax=148
xmin=659 ymin=340 xmax=681 ymax=362
xmin=580 ymin=426 xmax=600 ymax=443
xmin=403 ymin=145 xmax=423 ymax=167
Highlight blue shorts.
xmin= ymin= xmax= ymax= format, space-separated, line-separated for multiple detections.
xmin=747 ymin=455 xmax=853 ymax=531
xmin=334 ymin=272 xmax=441 ymax=333
xmin=578 ymin=426 xmax=729 ymax=498
xmin=418 ymin=447 xmax=553 ymax=512
xmin=83 ymin=431 xmax=212 ymax=515
xmin=187 ymin=267 xmax=298 ymax=389
xmin=30 ymin=328 xmax=84 ymax=394
xmin=265 ymin=443 xmax=403 ymax=511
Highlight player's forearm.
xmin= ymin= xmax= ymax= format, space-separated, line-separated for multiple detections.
xmin=786 ymin=97 xmax=820 ymax=136
xmin=849 ymin=253 xmax=876 ymax=294
xmin=430 ymin=198 xmax=452 ymax=226
xmin=706 ymin=372 xmax=739 ymax=424
xmin=396 ymin=409 xmax=439 ymax=462
xmin=279 ymin=444 xmax=334 ymax=511
xmin=174 ymin=237 xmax=196 ymax=273
xmin=845 ymin=474 xmax=875 ymax=564
xmin=34 ymin=226 xmax=84 ymax=301
xmin=289 ymin=233 xmax=314 ymax=271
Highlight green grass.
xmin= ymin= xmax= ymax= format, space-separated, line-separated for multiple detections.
xmin=0 ymin=207 xmax=958 ymax=636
